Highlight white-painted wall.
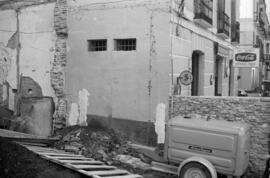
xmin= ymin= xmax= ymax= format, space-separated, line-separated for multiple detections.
xmin=19 ymin=3 xmax=56 ymax=97
xmin=0 ymin=3 xmax=56 ymax=110
xmin=66 ymin=0 xmax=171 ymax=122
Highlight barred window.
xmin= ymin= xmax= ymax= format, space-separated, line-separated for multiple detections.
xmin=88 ymin=39 xmax=107 ymax=51
xmin=114 ymin=39 xmax=136 ymax=51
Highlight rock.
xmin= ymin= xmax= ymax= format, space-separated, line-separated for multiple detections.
xmin=98 ymin=149 xmax=108 ymax=161
xmin=64 ymin=145 xmax=80 ymax=153
xmin=114 ymin=154 xmax=151 ymax=170
xmin=70 ymin=136 xmax=80 ymax=142
xmin=139 ymin=153 xmax=152 ymax=164
xmin=91 ymin=132 xmax=97 ymax=139
xmin=69 ymin=142 xmax=83 ymax=148
xmin=62 ymin=134 xmax=71 ymax=142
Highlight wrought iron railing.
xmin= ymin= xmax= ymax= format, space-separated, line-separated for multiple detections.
xmin=264 ymin=54 xmax=270 ymax=62
xmin=217 ymin=11 xmax=230 ymax=37
xmin=194 ymin=0 xmax=213 ymax=25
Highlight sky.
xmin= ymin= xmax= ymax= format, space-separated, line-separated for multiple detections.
xmin=267 ymin=0 xmax=270 ymax=20
xmin=239 ymin=0 xmax=253 ymax=18
xmin=239 ymin=0 xmax=270 ymax=20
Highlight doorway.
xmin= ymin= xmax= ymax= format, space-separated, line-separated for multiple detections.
xmin=215 ymin=56 xmax=222 ymax=96
xmin=228 ymin=60 xmax=233 ymax=96
xmin=191 ymin=51 xmax=204 ymax=96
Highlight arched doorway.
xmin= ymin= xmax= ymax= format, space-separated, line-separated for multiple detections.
xmin=191 ymin=51 xmax=204 ymax=96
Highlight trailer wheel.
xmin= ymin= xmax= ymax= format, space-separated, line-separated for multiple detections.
xmin=179 ymin=162 xmax=212 ymax=178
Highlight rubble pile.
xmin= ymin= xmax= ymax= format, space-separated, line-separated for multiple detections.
xmin=54 ymin=125 xmax=142 ymax=166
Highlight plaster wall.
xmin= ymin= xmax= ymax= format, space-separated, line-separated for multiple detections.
xmin=0 ymin=10 xmax=17 ymax=110
xmin=66 ymin=1 xmax=171 ymax=123
xmin=0 ymin=10 xmax=17 ymax=45
xmin=19 ymin=3 xmax=56 ymax=97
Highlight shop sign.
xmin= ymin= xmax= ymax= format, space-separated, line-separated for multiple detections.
xmin=233 ymin=48 xmax=260 ymax=68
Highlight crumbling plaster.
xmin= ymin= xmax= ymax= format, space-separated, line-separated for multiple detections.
xmin=0 ymin=2 xmax=57 ymax=114
xmin=19 ymin=3 xmax=56 ymax=97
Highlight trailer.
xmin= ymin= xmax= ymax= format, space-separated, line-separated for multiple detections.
xmin=132 ymin=116 xmax=251 ymax=178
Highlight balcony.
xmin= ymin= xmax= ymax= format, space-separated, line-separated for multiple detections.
xmin=255 ymin=11 xmax=265 ymax=28
xmin=231 ymin=21 xmax=240 ymax=43
xmin=264 ymin=54 xmax=270 ymax=63
xmin=194 ymin=0 xmax=213 ymax=28
xmin=266 ymin=28 xmax=270 ymax=39
xmin=217 ymin=11 xmax=230 ymax=38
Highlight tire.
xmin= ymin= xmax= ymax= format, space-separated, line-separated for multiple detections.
xmin=179 ymin=162 xmax=212 ymax=178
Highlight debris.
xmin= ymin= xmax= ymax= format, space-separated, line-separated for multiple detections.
xmin=53 ymin=125 xmax=154 ymax=177
xmin=64 ymin=145 xmax=80 ymax=154
xmin=114 ymin=154 xmax=151 ymax=171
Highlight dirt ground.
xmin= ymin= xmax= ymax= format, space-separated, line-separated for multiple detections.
xmin=0 ymin=138 xmax=88 ymax=178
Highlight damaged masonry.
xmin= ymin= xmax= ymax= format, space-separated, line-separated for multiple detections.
xmin=0 ymin=0 xmax=270 ymax=178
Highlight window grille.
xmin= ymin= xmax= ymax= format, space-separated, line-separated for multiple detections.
xmin=114 ymin=39 xmax=136 ymax=51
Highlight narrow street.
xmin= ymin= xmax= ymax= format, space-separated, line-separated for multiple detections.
xmin=0 ymin=0 xmax=270 ymax=178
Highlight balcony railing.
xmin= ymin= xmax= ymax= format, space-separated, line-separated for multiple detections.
xmin=194 ymin=0 xmax=213 ymax=27
xmin=217 ymin=11 xmax=230 ymax=38
xmin=255 ymin=11 xmax=265 ymax=28
xmin=264 ymin=54 xmax=270 ymax=63
xmin=231 ymin=21 xmax=240 ymax=43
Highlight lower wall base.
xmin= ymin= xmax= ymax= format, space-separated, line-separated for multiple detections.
xmin=87 ymin=115 xmax=157 ymax=146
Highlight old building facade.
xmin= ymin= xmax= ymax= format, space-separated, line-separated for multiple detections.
xmin=0 ymin=0 xmax=68 ymax=132
xmin=238 ymin=0 xmax=270 ymax=91
xmin=66 ymin=0 xmax=241 ymax=144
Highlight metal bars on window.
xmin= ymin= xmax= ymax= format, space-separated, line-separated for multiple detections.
xmin=115 ymin=38 xmax=136 ymax=51
xmin=88 ymin=39 xmax=107 ymax=51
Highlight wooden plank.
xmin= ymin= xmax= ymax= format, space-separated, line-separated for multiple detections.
xmin=60 ymin=160 xmax=104 ymax=164
xmin=27 ymin=148 xmax=62 ymax=151
xmin=69 ymin=164 xmax=116 ymax=169
xmin=104 ymin=175 xmax=143 ymax=178
xmin=25 ymin=146 xmax=58 ymax=150
xmin=21 ymin=144 xmax=143 ymax=178
xmin=52 ymin=156 xmax=92 ymax=160
xmin=84 ymin=169 xmax=129 ymax=176
xmin=28 ymin=148 xmax=66 ymax=153
xmin=35 ymin=150 xmax=66 ymax=154
xmin=0 ymin=129 xmax=59 ymax=145
xmin=38 ymin=152 xmax=79 ymax=156
xmin=16 ymin=142 xmax=48 ymax=147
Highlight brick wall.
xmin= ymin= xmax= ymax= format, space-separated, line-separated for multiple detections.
xmin=51 ymin=0 xmax=68 ymax=131
xmin=172 ymin=96 xmax=270 ymax=177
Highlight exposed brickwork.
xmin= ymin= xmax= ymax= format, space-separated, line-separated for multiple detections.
xmin=51 ymin=0 xmax=68 ymax=131
xmin=172 ymin=96 xmax=270 ymax=177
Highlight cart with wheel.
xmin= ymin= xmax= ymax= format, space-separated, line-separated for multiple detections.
xmin=132 ymin=116 xmax=251 ymax=178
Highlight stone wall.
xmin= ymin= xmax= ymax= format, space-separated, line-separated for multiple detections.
xmin=172 ymin=96 xmax=270 ymax=177
xmin=51 ymin=0 xmax=68 ymax=131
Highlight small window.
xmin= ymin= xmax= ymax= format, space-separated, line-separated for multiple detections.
xmin=114 ymin=38 xmax=136 ymax=51
xmin=88 ymin=39 xmax=107 ymax=51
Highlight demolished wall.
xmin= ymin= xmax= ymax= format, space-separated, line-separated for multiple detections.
xmin=172 ymin=96 xmax=270 ymax=177
xmin=0 ymin=0 xmax=69 ymax=133
xmin=51 ymin=0 xmax=68 ymax=131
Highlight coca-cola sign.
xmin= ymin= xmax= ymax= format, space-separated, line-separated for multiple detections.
xmin=235 ymin=53 xmax=256 ymax=62
xmin=233 ymin=48 xmax=259 ymax=68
